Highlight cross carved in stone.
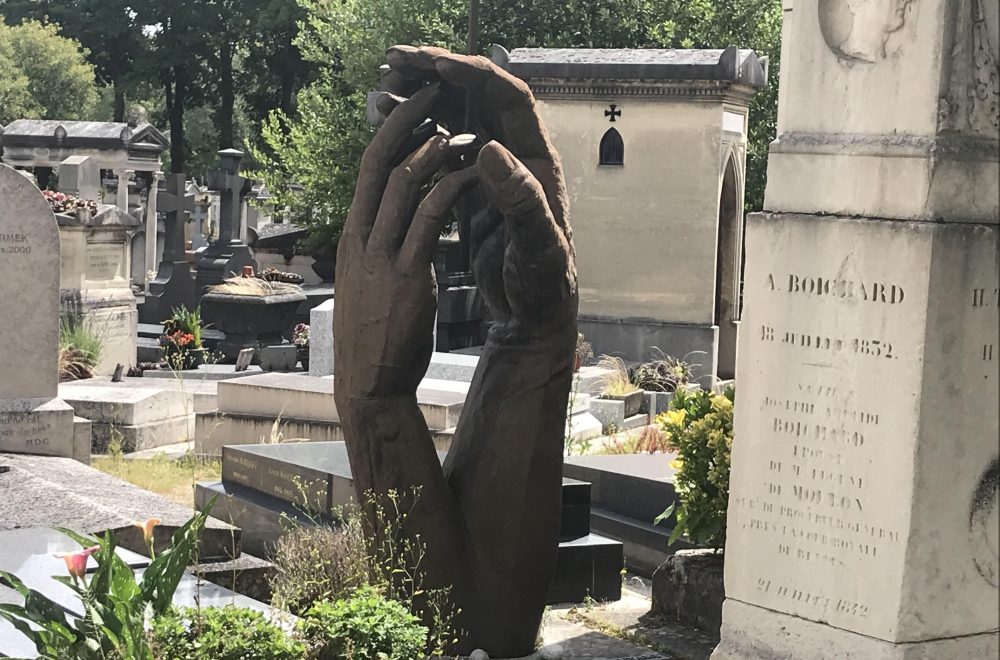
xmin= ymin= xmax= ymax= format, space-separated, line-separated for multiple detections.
xmin=157 ymin=173 xmax=196 ymax=262
xmin=604 ymin=104 xmax=621 ymax=122
xmin=208 ymin=149 xmax=250 ymax=245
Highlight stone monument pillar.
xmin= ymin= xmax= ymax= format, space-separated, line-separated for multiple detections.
xmin=713 ymin=1 xmax=999 ymax=659
xmin=115 ymin=168 xmax=134 ymax=213
xmin=58 ymin=156 xmax=101 ymax=202
xmin=194 ymin=149 xmax=256 ymax=290
xmin=138 ymin=174 xmax=198 ymax=324
xmin=0 ymin=164 xmax=85 ymax=462
xmin=143 ymin=172 xmax=164 ymax=289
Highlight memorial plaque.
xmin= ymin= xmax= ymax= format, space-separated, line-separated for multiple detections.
xmin=0 ymin=165 xmax=59 ymax=400
xmin=85 ymin=242 xmax=125 ymax=281
xmin=725 ymin=214 xmax=999 ymax=643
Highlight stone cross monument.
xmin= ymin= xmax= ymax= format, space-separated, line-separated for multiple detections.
xmin=139 ymin=173 xmax=199 ymax=323
xmin=712 ymin=1 xmax=999 ymax=658
xmin=194 ymin=149 xmax=256 ymax=290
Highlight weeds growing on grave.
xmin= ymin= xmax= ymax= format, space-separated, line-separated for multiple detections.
xmin=0 ymin=500 xmax=214 ymax=659
xmin=270 ymin=486 xmax=462 ymax=655
xmin=58 ymin=312 xmax=103 ymax=381
xmin=655 ymin=385 xmax=735 ymax=550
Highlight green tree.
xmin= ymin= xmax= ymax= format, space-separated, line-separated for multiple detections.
xmin=0 ymin=19 xmax=98 ymax=122
xmin=249 ymin=0 xmax=464 ymax=251
xmin=647 ymin=0 xmax=781 ymax=211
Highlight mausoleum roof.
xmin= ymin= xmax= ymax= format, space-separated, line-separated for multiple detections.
xmin=0 ymin=119 xmax=169 ymax=152
xmin=496 ymin=46 xmax=766 ymax=87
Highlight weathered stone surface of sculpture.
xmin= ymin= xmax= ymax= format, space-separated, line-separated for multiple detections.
xmin=333 ymin=46 xmax=578 ymax=656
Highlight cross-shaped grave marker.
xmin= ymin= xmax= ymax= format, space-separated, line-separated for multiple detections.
xmin=604 ymin=104 xmax=621 ymax=122
xmin=208 ymin=149 xmax=250 ymax=247
xmin=156 ymin=173 xmax=196 ymax=263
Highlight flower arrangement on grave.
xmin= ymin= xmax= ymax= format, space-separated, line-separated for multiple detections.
xmin=574 ymin=332 xmax=593 ymax=371
xmin=160 ymin=305 xmax=205 ymax=370
xmin=293 ymin=323 xmax=310 ymax=369
xmin=41 ymin=189 xmax=98 ymax=216
xmin=655 ymin=385 xmax=735 ymax=550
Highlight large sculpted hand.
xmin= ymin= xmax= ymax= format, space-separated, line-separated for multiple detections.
xmin=333 ymin=46 xmax=577 ymax=657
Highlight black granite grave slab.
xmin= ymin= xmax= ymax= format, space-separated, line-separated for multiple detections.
xmin=563 ymin=454 xmax=687 ymax=576
xmin=548 ymin=533 xmax=624 ymax=604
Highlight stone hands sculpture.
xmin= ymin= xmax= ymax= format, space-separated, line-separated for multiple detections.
xmin=333 ymin=46 xmax=578 ymax=656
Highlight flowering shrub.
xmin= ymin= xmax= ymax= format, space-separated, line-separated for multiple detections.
xmin=655 ymin=386 xmax=735 ymax=550
xmin=42 ymin=189 xmax=98 ymax=215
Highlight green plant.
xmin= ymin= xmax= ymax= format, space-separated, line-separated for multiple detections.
xmin=655 ymin=386 xmax=735 ymax=550
xmin=299 ymin=586 xmax=428 ymax=660
xmin=0 ymin=501 xmax=214 ymax=659
xmin=597 ymin=355 xmax=641 ymax=396
xmin=150 ymin=605 xmax=304 ymax=660
xmin=161 ymin=305 xmax=206 ymax=370
xmin=629 ymin=349 xmax=696 ymax=393
xmin=58 ymin=312 xmax=103 ymax=381
xmin=270 ymin=519 xmax=369 ymax=616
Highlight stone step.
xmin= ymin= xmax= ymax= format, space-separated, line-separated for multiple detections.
xmin=563 ymin=454 xmax=683 ymax=576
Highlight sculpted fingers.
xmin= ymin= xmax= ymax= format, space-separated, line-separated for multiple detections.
xmin=477 ymin=141 xmax=565 ymax=258
xmin=368 ymin=135 xmax=450 ymax=255
xmin=351 ymin=83 xmax=441 ymax=244
xmin=399 ymin=167 xmax=479 ymax=272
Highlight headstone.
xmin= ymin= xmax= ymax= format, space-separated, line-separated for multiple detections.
xmin=309 ymin=298 xmax=334 ymax=377
xmin=139 ymin=173 xmax=199 ymax=324
xmin=57 ymin=155 xmax=101 ymax=202
xmin=115 ymin=168 xmax=134 ymax=212
xmin=0 ymin=164 xmax=82 ymax=460
xmin=58 ymin=204 xmax=141 ymax=375
xmin=234 ymin=348 xmax=254 ymax=372
xmin=194 ymin=150 xmax=256 ymax=290
xmin=712 ymin=2 xmax=999 ymax=659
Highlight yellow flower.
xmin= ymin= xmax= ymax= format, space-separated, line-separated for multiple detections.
xmin=665 ymin=409 xmax=686 ymax=426
xmin=669 ymin=458 xmax=684 ymax=470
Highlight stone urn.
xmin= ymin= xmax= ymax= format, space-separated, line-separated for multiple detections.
xmin=200 ymin=289 xmax=306 ymax=362
xmin=310 ymin=245 xmax=337 ymax=283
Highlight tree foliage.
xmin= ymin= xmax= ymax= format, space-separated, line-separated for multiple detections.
xmin=256 ymin=0 xmax=781 ymax=251
xmin=0 ymin=18 xmax=98 ymax=124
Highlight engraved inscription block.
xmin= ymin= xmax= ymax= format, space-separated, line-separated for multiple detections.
xmin=724 ymin=213 xmax=999 ymax=644
xmin=85 ymin=243 xmax=125 ymax=281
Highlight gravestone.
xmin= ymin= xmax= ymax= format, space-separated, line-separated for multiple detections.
xmin=0 ymin=163 xmax=81 ymax=459
xmin=58 ymin=155 xmax=101 ymax=202
xmin=308 ymin=298 xmax=334 ymax=377
xmin=712 ymin=2 xmax=999 ymax=659
xmin=59 ymin=203 xmax=141 ymax=375
xmin=139 ymin=173 xmax=198 ymax=324
xmin=194 ymin=149 xmax=256 ymax=290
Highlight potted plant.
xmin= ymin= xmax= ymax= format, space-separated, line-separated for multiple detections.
xmin=293 ymin=323 xmax=310 ymax=370
xmin=160 ymin=306 xmax=206 ymax=370
xmin=597 ymin=355 xmax=644 ymax=417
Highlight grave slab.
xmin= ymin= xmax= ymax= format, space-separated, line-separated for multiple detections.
xmin=309 ymin=298 xmax=334 ymax=377
xmin=0 ymin=452 xmax=238 ymax=561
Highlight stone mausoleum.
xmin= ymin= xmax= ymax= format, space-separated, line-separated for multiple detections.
xmin=498 ymin=46 xmax=767 ymax=378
